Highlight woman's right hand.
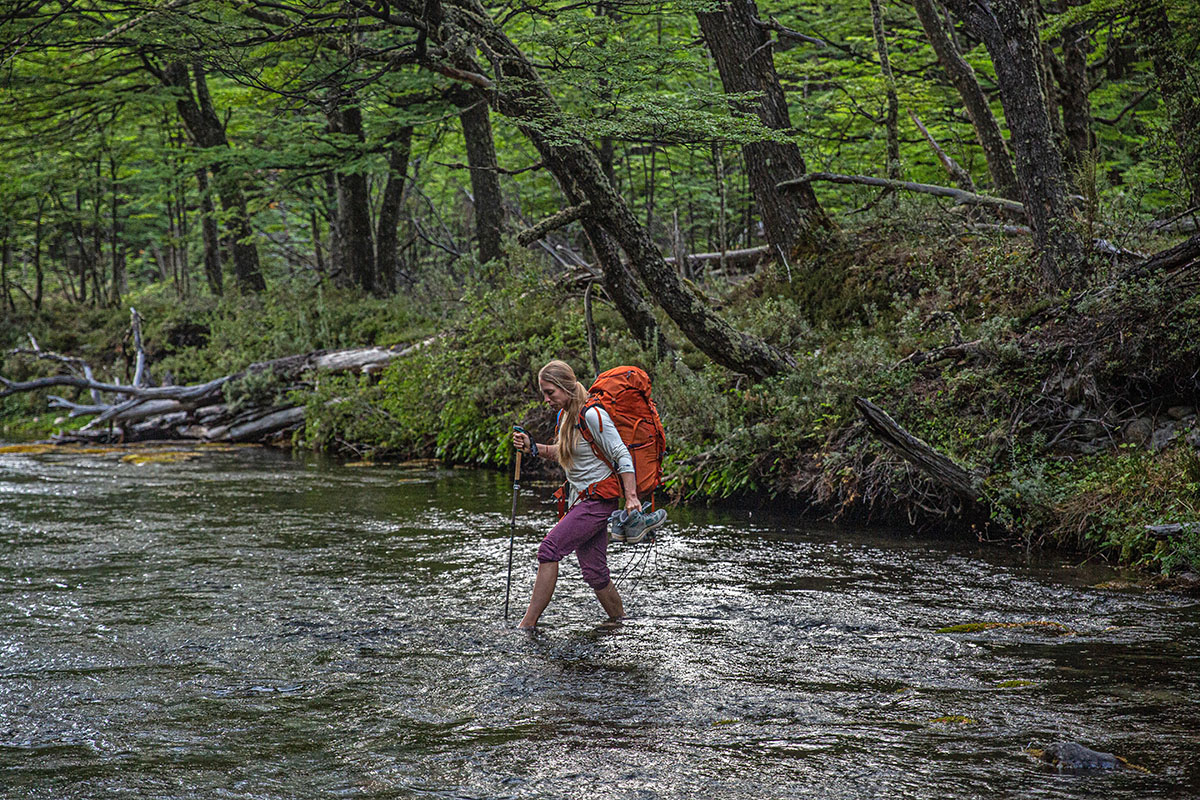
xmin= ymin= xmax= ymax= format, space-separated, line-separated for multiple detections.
xmin=512 ymin=430 xmax=531 ymax=454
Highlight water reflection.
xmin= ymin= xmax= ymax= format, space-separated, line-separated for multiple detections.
xmin=0 ymin=445 xmax=1196 ymax=798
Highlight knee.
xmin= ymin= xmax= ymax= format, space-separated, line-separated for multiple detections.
xmin=581 ymin=563 xmax=610 ymax=590
xmin=537 ymin=538 xmax=562 ymax=564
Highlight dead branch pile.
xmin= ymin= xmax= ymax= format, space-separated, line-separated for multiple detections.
xmin=2 ymin=309 xmax=431 ymax=445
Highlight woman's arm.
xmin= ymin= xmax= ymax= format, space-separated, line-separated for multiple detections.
xmin=512 ymin=429 xmax=559 ymax=463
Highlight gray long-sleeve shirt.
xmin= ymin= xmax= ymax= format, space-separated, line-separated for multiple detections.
xmin=563 ymin=406 xmax=633 ymax=507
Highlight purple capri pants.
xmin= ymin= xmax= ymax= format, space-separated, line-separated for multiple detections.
xmin=537 ymin=497 xmax=618 ymax=589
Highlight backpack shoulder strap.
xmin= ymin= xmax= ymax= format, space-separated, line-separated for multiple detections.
xmin=577 ymin=402 xmax=612 ymax=468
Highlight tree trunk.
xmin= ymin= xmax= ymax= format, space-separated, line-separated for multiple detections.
xmin=1058 ymin=25 xmax=1094 ymax=174
xmin=1142 ymin=1 xmax=1200 ymax=206
xmin=376 ymin=125 xmax=413 ymax=294
xmin=445 ymin=0 xmax=793 ymax=378
xmin=157 ymin=61 xmax=265 ymax=293
xmin=582 ymin=219 xmax=675 ymax=361
xmin=911 ymin=0 xmax=1021 ymax=199
xmin=322 ymin=170 xmax=343 ymax=283
xmin=310 ymin=206 xmax=326 ymax=277
xmin=943 ymin=0 xmax=1086 ymax=287
xmin=0 ymin=221 xmax=10 ymax=311
xmin=33 ymin=197 xmax=44 ymax=311
xmin=328 ymin=95 xmax=376 ymax=293
xmin=869 ymin=0 xmax=901 ymax=181
xmin=107 ymin=155 xmax=126 ymax=304
xmin=696 ymin=0 xmax=830 ymax=255
xmin=196 ymin=168 xmax=223 ymax=296
xmin=453 ymin=87 xmax=506 ymax=265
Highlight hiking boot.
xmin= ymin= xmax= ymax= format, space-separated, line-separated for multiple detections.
xmin=620 ymin=508 xmax=667 ymax=544
xmin=607 ymin=509 xmax=631 ymax=543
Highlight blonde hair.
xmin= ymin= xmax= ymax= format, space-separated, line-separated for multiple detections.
xmin=538 ymin=360 xmax=589 ymax=470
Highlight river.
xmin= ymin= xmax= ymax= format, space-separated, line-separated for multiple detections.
xmin=0 ymin=444 xmax=1197 ymax=798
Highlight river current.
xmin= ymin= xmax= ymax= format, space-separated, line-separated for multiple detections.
xmin=0 ymin=445 xmax=1196 ymax=798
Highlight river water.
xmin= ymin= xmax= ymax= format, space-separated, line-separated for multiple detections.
xmin=0 ymin=444 xmax=1197 ymax=799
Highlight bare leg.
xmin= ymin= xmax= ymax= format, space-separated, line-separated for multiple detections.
xmin=519 ymin=561 xmax=559 ymax=629
xmin=594 ymin=580 xmax=624 ymax=621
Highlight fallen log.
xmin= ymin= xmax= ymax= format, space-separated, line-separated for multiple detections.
xmin=1130 ymin=232 xmax=1200 ymax=275
xmin=895 ymin=339 xmax=983 ymax=368
xmin=664 ymin=245 xmax=770 ymax=273
xmin=854 ymin=396 xmax=983 ymax=500
xmin=212 ymin=405 xmax=306 ymax=443
xmin=7 ymin=327 xmax=435 ymax=445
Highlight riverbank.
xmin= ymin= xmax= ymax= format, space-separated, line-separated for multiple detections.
xmin=3 ymin=222 xmax=1198 ymax=577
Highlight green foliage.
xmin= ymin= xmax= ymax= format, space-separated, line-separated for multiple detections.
xmin=1035 ymin=444 xmax=1200 ymax=575
xmin=144 ymin=282 xmax=428 ymax=383
xmin=297 ymin=254 xmax=582 ymax=465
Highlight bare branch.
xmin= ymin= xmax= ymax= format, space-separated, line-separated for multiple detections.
xmin=909 ymin=110 xmax=974 ymax=191
xmin=517 ymin=201 xmax=591 ymax=246
xmin=780 ymin=172 xmax=1026 ymax=214
xmin=756 ymin=16 xmax=826 ymax=47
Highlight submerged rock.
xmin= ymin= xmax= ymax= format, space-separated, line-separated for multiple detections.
xmin=1038 ymin=741 xmax=1122 ymax=771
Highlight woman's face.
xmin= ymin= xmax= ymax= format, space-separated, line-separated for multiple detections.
xmin=539 ymin=380 xmax=571 ymax=411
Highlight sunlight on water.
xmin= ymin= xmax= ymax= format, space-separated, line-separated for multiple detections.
xmin=0 ymin=446 xmax=1197 ymax=799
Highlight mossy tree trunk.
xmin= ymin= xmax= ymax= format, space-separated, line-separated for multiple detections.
xmin=376 ymin=125 xmax=413 ymax=293
xmin=155 ymin=61 xmax=265 ymax=293
xmin=436 ymin=0 xmax=793 ymax=379
xmin=195 ymin=168 xmax=223 ymax=296
xmin=452 ymin=87 xmax=506 ymax=266
xmin=327 ymin=92 xmax=377 ymax=293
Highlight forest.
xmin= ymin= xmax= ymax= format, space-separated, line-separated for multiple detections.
xmin=1 ymin=0 xmax=1199 ymax=579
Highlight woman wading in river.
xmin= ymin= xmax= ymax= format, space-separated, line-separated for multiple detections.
xmin=511 ymin=360 xmax=665 ymax=629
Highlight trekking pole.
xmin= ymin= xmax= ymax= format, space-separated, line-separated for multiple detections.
xmin=504 ymin=425 xmax=525 ymax=621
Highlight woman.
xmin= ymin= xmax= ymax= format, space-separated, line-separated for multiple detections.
xmin=511 ymin=360 xmax=662 ymax=629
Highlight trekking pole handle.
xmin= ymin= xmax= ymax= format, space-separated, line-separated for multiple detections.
xmin=512 ymin=425 xmax=525 ymax=482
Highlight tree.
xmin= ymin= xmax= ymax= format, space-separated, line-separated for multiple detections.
xmin=911 ymin=0 xmax=1021 ymax=199
xmin=452 ymin=87 xmax=506 ymax=265
xmin=696 ymin=0 xmax=831 ymax=257
xmin=325 ymin=89 xmax=377 ymax=292
xmin=148 ymin=60 xmax=266 ymax=293
xmin=1141 ymin=0 xmax=1200 ymax=206
xmin=943 ymin=0 xmax=1086 ymax=286
xmin=441 ymin=0 xmax=794 ymax=378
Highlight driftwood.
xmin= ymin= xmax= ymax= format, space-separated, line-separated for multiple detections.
xmin=5 ymin=323 xmax=434 ymax=445
xmin=1146 ymin=522 xmax=1200 ymax=540
xmin=854 ymin=396 xmax=983 ymax=500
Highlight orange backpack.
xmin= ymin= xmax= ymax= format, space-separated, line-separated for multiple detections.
xmin=575 ymin=365 xmax=667 ymax=503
